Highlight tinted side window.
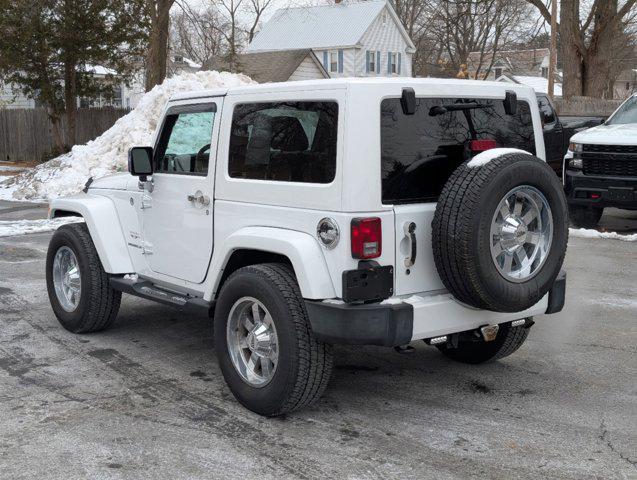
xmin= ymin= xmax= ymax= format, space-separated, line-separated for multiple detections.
xmin=229 ymin=101 xmax=338 ymax=183
xmin=381 ymin=97 xmax=534 ymax=204
xmin=155 ymin=104 xmax=216 ymax=175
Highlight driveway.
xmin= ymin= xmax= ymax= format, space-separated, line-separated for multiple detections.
xmin=0 ymin=201 xmax=635 ymax=479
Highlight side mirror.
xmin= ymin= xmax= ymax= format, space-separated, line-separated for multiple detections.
xmin=503 ymin=90 xmax=518 ymax=115
xmin=128 ymin=147 xmax=153 ymax=181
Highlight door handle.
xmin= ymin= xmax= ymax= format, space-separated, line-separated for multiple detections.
xmin=187 ymin=191 xmax=210 ymax=206
xmin=403 ymin=222 xmax=417 ymax=268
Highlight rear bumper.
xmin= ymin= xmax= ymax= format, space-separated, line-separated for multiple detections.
xmin=564 ymin=169 xmax=637 ymax=210
xmin=305 ymin=271 xmax=566 ymax=346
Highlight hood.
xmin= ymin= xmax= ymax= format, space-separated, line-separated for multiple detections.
xmin=571 ymin=123 xmax=637 ymax=145
xmin=88 ymin=173 xmax=134 ymax=191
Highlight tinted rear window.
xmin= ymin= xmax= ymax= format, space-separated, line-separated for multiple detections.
xmin=381 ymin=97 xmax=534 ymax=204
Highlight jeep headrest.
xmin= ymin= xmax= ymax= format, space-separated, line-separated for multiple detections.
xmin=270 ymin=116 xmax=309 ymax=152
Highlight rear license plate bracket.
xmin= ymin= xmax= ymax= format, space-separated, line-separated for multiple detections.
xmin=342 ymin=265 xmax=394 ymax=303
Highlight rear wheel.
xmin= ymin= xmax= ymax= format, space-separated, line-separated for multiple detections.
xmin=214 ymin=263 xmax=333 ymax=416
xmin=46 ymin=223 xmax=121 ymax=333
xmin=569 ymin=204 xmax=603 ymax=228
xmin=436 ymin=322 xmax=531 ymax=364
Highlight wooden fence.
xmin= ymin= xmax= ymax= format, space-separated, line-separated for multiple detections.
xmin=0 ymin=107 xmax=129 ymax=163
xmin=554 ymin=96 xmax=623 ymax=117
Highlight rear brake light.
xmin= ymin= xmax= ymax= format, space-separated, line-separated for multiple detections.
xmin=470 ymin=139 xmax=497 ymax=153
xmin=351 ymin=217 xmax=382 ymax=259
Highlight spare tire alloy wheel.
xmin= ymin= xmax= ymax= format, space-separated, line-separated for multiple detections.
xmin=432 ymin=152 xmax=568 ymax=313
xmin=489 ymin=186 xmax=553 ymax=283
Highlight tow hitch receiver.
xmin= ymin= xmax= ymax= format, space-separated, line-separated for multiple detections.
xmin=480 ymin=325 xmax=499 ymax=342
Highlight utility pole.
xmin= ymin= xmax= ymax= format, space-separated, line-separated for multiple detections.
xmin=548 ymin=0 xmax=558 ymax=100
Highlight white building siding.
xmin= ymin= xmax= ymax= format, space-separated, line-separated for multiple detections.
xmin=315 ymin=48 xmax=358 ymax=77
xmin=359 ymin=7 xmax=411 ymax=77
xmin=288 ymin=56 xmax=327 ymax=81
xmin=0 ymin=83 xmax=35 ymax=109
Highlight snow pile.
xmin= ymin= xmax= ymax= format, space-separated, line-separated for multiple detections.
xmin=0 ymin=217 xmax=81 ymax=237
xmin=569 ymin=228 xmax=637 ymax=242
xmin=0 ymin=71 xmax=254 ymax=202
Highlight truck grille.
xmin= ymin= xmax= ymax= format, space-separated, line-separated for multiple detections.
xmin=581 ymin=144 xmax=637 ymax=177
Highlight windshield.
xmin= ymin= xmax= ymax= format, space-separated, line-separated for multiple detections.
xmin=606 ymin=95 xmax=637 ymax=125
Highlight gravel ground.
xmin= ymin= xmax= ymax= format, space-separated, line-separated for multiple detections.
xmin=0 ymin=201 xmax=635 ymax=480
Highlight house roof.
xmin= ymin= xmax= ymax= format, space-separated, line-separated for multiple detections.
xmin=468 ymin=48 xmax=550 ymax=77
xmin=203 ymin=50 xmax=328 ymax=83
xmin=496 ymin=74 xmax=562 ymax=97
xmin=247 ymin=0 xmax=415 ymax=52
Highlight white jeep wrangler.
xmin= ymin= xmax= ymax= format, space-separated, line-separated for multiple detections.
xmin=47 ymin=78 xmax=568 ymax=416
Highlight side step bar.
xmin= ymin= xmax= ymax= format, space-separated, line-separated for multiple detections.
xmin=109 ymin=276 xmax=213 ymax=316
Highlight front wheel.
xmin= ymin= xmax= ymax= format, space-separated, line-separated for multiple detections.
xmin=46 ymin=222 xmax=121 ymax=333
xmin=214 ymin=263 xmax=333 ymax=417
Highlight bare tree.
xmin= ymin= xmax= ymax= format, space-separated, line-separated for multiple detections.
xmin=245 ymin=0 xmax=275 ymax=43
xmin=145 ymin=0 xmax=176 ymax=91
xmin=172 ymin=2 xmax=224 ymax=65
xmin=427 ymin=0 xmax=531 ymax=79
xmin=392 ymin=0 xmax=533 ymax=78
xmin=526 ymin=0 xmax=637 ymax=98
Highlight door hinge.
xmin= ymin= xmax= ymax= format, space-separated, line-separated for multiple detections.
xmin=141 ymin=195 xmax=152 ymax=210
xmin=141 ymin=241 xmax=153 ymax=255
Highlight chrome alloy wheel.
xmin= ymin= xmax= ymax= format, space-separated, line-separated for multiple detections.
xmin=52 ymin=246 xmax=82 ymax=312
xmin=489 ymin=185 xmax=553 ymax=283
xmin=226 ymin=297 xmax=279 ymax=387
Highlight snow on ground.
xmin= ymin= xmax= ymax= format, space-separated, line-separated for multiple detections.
xmin=569 ymin=228 xmax=637 ymax=242
xmin=0 ymin=71 xmax=254 ymax=203
xmin=0 ymin=217 xmax=82 ymax=238
xmin=0 ymin=166 xmax=24 ymax=172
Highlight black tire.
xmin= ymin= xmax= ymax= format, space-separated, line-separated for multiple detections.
xmin=432 ymin=152 xmax=568 ymax=312
xmin=569 ymin=204 xmax=603 ymax=228
xmin=46 ymin=222 xmax=121 ymax=333
xmin=436 ymin=322 xmax=531 ymax=364
xmin=214 ymin=263 xmax=333 ymax=417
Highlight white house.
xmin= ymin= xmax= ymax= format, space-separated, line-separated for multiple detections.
xmin=247 ymin=0 xmax=415 ymax=78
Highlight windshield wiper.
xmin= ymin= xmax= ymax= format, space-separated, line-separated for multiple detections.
xmin=429 ymin=102 xmax=490 ymax=116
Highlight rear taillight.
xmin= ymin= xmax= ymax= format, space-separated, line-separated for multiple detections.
xmin=470 ymin=139 xmax=497 ymax=153
xmin=351 ymin=217 xmax=382 ymax=259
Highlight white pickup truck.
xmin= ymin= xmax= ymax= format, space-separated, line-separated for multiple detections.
xmin=565 ymin=93 xmax=637 ymax=227
xmin=46 ymin=78 xmax=568 ymax=416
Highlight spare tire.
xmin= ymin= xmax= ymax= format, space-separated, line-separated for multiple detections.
xmin=432 ymin=151 xmax=568 ymax=312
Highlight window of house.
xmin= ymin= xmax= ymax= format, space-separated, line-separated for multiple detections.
xmin=154 ymin=103 xmax=217 ymax=175
xmin=541 ymin=67 xmax=548 ymax=78
xmin=495 ymin=67 xmax=503 ymax=78
xmin=369 ymin=51 xmax=376 ymax=73
xmin=330 ymin=51 xmax=338 ymax=73
xmin=627 ymin=82 xmax=631 ymax=91
xmin=390 ymin=52 xmax=397 ymax=74
xmin=229 ymin=101 xmax=338 ymax=183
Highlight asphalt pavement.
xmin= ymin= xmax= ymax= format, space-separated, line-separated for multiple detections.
xmin=0 ymin=200 xmax=635 ymax=480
